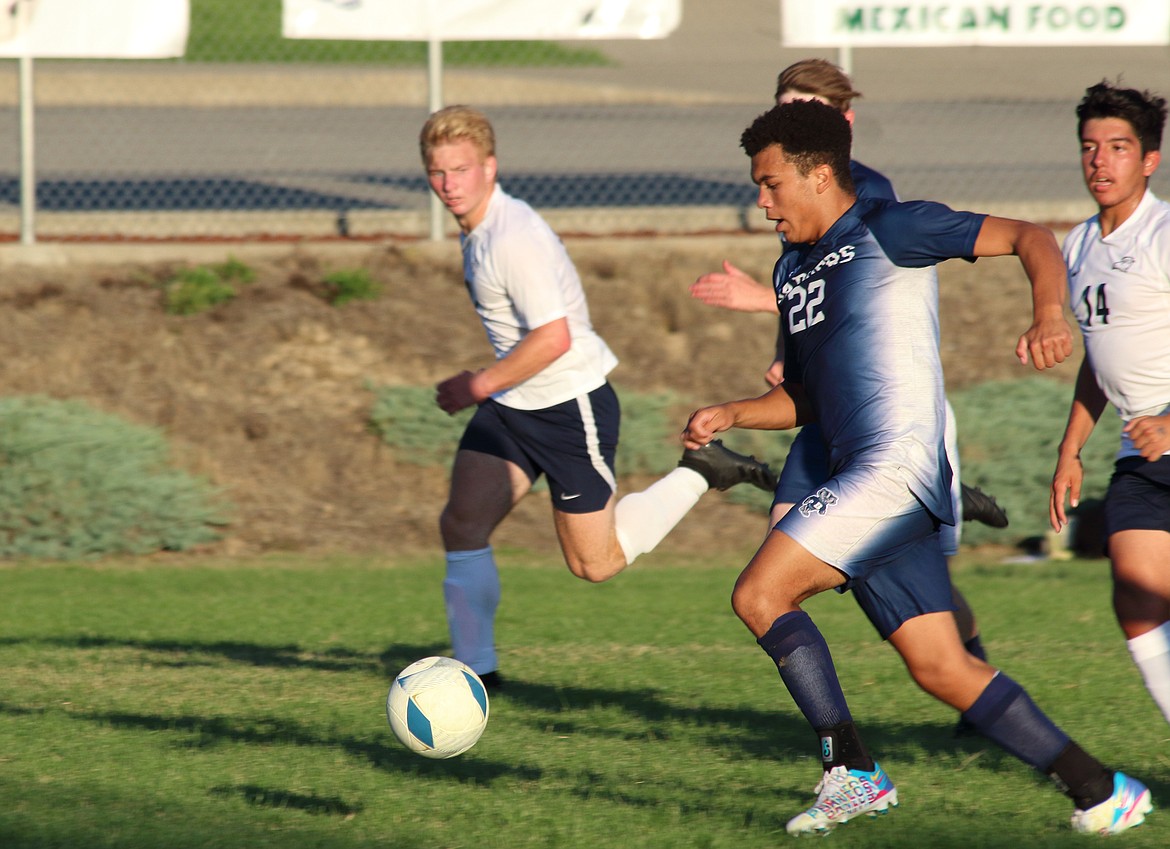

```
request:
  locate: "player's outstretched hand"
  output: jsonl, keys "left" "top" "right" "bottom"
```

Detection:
{"left": 1016, "top": 315, "right": 1073, "bottom": 370}
{"left": 1124, "top": 414, "right": 1170, "bottom": 461}
{"left": 689, "top": 261, "right": 778, "bottom": 314}
{"left": 682, "top": 405, "right": 736, "bottom": 450}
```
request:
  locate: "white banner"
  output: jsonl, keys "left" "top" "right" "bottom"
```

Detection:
{"left": 780, "top": 0, "right": 1170, "bottom": 46}
{"left": 0, "top": 0, "right": 188, "bottom": 58}
{"left": 284, "top": 0, "right": 681, "bottom": 41}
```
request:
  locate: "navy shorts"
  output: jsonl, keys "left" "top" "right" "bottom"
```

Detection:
{"left": 1105, "top": 455, "right": 1170, "bottom": 537}
{"left": 847, "top": 506, "right": 957, "bottom": 640}
{"left": 458, "top": 383, "right": 619, "bottom": 514}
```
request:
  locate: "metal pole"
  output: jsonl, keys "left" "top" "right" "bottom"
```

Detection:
{"left": 18, "top": 53, "right": 35, "bottom": 245}
{"left": 837, "top": 44, "right": 853, "bottom": 77}
{"left": 427, "top": 37, "right": 444, "bottom": 242}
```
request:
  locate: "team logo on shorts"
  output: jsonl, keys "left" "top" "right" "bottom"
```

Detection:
{"left": 799, "top": 487, "right": 838, "bottom": 517}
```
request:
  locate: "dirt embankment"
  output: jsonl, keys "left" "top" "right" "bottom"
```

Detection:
{"left": 0, "top": 236, "right": 1057, "bottom": 559}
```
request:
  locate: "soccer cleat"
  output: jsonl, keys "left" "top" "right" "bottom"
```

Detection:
{"left": 960, "top": 483, "right": 1009, "bottom": 528}
{"left": 678, "top": 439, "right": 778, "bottom": 493}
{"left": 478, "top": 671, "right": 504, "bottom": 691}
{"left": 1071, "top": 771, "right": 1152, "bottom": 835}
{"left": 786, "top": 763, "right": 899, "bottom": 835}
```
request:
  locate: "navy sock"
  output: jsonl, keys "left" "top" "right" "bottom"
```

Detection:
{"left": 961, "top": 673, "right": 1070, "bottom": 771}
{"left": 758, "top": 611, "right": 871, "bottom": 771}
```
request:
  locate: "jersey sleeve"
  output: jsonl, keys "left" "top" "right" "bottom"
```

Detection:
{"left": 863, "top": 200, "right": 986, "bottom": 267}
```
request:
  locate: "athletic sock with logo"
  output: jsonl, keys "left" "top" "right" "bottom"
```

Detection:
{"left": 757, "top": 611, "right": 872, "bottom": 771}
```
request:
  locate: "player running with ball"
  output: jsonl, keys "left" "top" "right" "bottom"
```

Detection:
{"left": 684, "top": 99, "right": 1151, "bottom": 837}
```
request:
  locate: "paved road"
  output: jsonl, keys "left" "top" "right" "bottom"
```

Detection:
{"left": 1, "top": 0, "right": 1167, "bottom": 237}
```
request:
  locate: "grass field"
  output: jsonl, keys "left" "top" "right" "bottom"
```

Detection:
{"left": 1, "top": 549, "right": 1167, "bottom": 848}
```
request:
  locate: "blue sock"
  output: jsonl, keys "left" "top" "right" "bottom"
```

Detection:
{"left": 961, "top": 672, "right": 1069, "bottom": 771}
{"left": 758, "top": 611, "right": 871, "bottom": 770}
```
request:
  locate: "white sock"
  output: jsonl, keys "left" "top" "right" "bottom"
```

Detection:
{"left": 614, "top": 467, "right": 708, "bottom": 563}
{"left": 1127, "top": 621, "right": 1170, "bottom": 725}
{"left": 443, "top": 547, "right": 500, "bottom": 675}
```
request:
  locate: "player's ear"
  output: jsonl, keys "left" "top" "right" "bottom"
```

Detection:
{"left": 1143, "top": 149, "right": 1161, "bottom": 178}
{"left": 484, "top": 155, "right": 498, "bottom": 182}
{"left": 813, "top": 163, "right": 834, "bottom": 194}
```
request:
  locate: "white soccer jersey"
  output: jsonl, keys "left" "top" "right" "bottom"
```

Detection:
{"left": 1064, "top": 190, "right": 1170, "bottom": 459}
{"left": 461, "top": 185, "right": 618, "bottom": 410}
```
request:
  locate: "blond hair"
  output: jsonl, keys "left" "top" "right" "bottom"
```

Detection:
{"left": 774, "top": 59, "right": 863, "bottom": 113}
{"left": 419, "top": 105, "right": 496, "bottom": 163}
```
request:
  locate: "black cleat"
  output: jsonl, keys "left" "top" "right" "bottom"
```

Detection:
{"left": 960, "top": 483, "right": 1009, "bottom": 528}
{"left": 478, "top": 671, "right": 504, "bottom": 691}
{"left": 679, "top": 439, "right": 778, "bottom": 493}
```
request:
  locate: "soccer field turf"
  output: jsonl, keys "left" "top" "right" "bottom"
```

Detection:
{"left": 0, "top": 550, "right": 1165, "bottom": 848}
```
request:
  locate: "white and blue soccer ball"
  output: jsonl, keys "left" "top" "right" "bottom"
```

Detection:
{"left": 386, "top": 656, "right": 489, "bottom": 759}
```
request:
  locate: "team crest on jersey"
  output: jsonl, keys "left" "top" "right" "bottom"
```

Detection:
{"left": 799, "top": 487, "right": 838, "bottom": 517}
{"left": 1112, "top": 256, "right": 1135, "bottom": 272}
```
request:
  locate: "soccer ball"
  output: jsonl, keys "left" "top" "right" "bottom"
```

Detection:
{"left": 386, "top": 656, "right": 489, "bottom": 759}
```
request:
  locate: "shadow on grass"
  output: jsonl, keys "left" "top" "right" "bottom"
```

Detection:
{"left": 208, "top": 784, "right": 361, "bottom": 817}
{"left": 0, "top": 634, "right": 431, "bottom": 675}
{"left": 9, "top": 633, "right": 1165, "bottom": 812}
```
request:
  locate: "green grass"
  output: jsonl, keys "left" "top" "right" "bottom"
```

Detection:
{"left": 185, "top": 0, "right": 609, "bottom": 66}
{"left": 1, "top": 551, "right": 1167, "bottom": 848}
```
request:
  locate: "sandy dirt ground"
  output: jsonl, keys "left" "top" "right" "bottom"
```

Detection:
{"left": 0, "top": 234, "right": 1066, "bottom": 560}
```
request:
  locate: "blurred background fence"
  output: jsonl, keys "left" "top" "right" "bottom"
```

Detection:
{"left": 0, "top": 0, "right": 1167, "bottom": 242}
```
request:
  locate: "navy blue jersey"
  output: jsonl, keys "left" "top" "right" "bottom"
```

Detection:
{"left": 772, "top": 197, "right": 985, "bottom": 523}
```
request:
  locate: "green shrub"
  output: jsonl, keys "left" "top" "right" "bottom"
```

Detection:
{"left": 212, "top": 255, "right": 257, "bottom": 284}
{"left": 162, "top": 265, "right": 239, "bottom": 316}
{"left": 950, "top": 376, "right": 1121, "bottom": 546}
{"left": 322, "top": 269, "right": 381, "bottom": 307}
{"left": 0, "top": 397, "right": 229, "bottom": 559}
{"left": 368, "top": 384, "right": 470, "bottom": 469}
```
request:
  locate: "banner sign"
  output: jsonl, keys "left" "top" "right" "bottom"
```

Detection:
{"left": 0, "top": 0, "right": 188, "bottom": 58}
{"left": 284, "top": 0, "right": 681, "bottom": 41}
{"left": 780, "top": 1, "right": 1170, "bottom": 46}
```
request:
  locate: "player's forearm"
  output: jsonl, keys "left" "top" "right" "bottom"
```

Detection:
{"left": 726, "top": 383, "right": 805, "bottom": 431}
{"left": 1057, "top": 359, "right": 1108, "bottom": 459}
{"left": 474, "top": 319, "right": 570, "bottom": 397}
{"left": 1015, "top": 226, "right": 1069, "bottom": 323}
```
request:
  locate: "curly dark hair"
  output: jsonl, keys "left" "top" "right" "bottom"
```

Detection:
{"left": 740, "top": 100, "right": 854, "bottom": 193}
{"left": 1077, "top": 80, "right": 1167, "bottom": 154}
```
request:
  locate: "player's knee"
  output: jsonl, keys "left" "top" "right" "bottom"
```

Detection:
{"left": 439, "top": 505, "right": 488, "bottom": 551}
{"left": 730, "top": 581, "right": 778, "bottom": 634}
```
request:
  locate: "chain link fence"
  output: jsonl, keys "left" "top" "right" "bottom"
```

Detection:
{"left": 0, "top": 0, "right": 1167, "bottom": 242}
